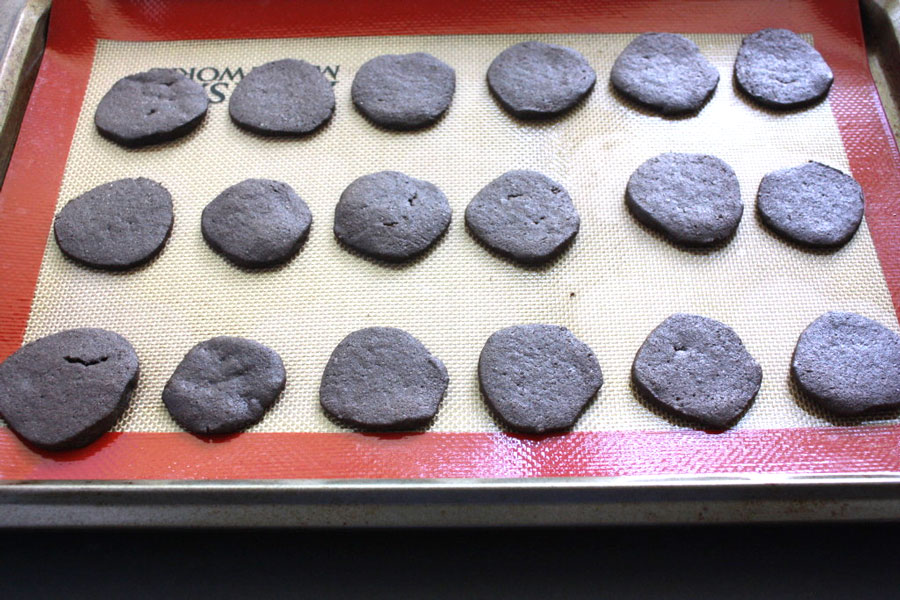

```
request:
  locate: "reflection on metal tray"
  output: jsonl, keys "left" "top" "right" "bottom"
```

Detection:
{"left": 0, "top": 0, "right": 49, "bottom": 189}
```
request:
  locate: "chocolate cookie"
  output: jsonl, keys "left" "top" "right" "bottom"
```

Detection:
{"left": 757, "top": 162, "right": 864, "bottom": 247}
{"left": 334, "top": 171, "right": 451, "bottom": 262}
{"left": 319, "top": 327, "right": 449, "bottom": 430}
{"left": 229, "top": 59, "right": 335, "bottom": 136}
{"left": 632, "top": 314, "right": 762, "bottom": 429}
{"left": 734, "top": 28, "right": 833, "bottom": 108}
{"left": 202, "top": 179, "right": 313, "bottom": 268}
{"left": 351, "top": 53, "right": 456, "bottom": 129}
{"left": 162, "top": 337, "right": 286, "bottom": 435}
{"left": 0, "top": 328, "right": 139, "bottom": 451}
{"left": 94, "top": 68, "right": 209, "bottom": 147}
{"left": 626, "top": 153, "right": 743, "bottom": 246}
{"left": 611, "top": 33, "right": 719, "bottom": 115}
{"left": 487, "top": 41, "right": 596, "bottom": 118}
{"left": 465, "top": 170, "right": 580, "bottom": 264}
{"left": 478, "top": 324, "right": 603, "bottom": 434}
{"left": 54, "top": 178, "right": 174, "bottom": 270}
{"left": 792, "top": 312, "right": 900, "bottom": 416}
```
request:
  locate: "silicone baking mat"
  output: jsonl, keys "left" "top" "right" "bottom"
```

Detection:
{"left": 1, "top": 0, "right": 900, "bottom": 479}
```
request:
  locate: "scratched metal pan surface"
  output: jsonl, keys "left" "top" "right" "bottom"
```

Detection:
{"left": 1, "top": 0, "right": 900, "bottom": 526}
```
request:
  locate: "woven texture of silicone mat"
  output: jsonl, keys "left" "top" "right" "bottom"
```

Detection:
{"left": 2, "top": 0, "right": 900, "bottom": 480}
{"left": 20, "top": 33, "right": 900, "bottom": 434}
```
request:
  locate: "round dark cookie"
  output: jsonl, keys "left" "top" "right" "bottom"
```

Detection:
{"left": 202, "top": 179, "right": 313, "bottom": 268}
{"left": 351, "top": 53, "right": 456, "bottom": 130}
{"left": 478, "top": 324, "right": 603, "bottom": 434}
{"left": 465, "top": 170, "right": 580, "bottom": 264}
{"left": 94, "top": 68, "right": 209, "bottom": 147}
{"left": 632, "top": 314, "right": 762, "bottom": 429}
{"left": 334, "top": 171, "right": 451, "bottom": 262}
{"left": 162, "top": 337, "right": 286, "bottom": 435}
{"left": 54, "top": 177, "right": 174, "bottom": 270}
{"left": 757, "top": 162, "right": 864, "bottom": 248}
{"left": 791, "top": 312, "right": 900, "bottom": 417}
{"left": 626, "top": 153, "right": 743, "bottom": 246}
{"left": 229, "top": 58, "right": 335, "bottom": 136}
{"left": 319, "top": 327, "right": 449, "bottom": 430}
{"left": 487, "top": 41, "right": 596, "bottom": 119}
{"left": 734, "top": 28, "right": 833, "bottom": 108}
{"left": 610, "top": 32, "right": 719, "bottom": 115}
{"left": 0, "top": 328, "right": 139, "bottom": 451}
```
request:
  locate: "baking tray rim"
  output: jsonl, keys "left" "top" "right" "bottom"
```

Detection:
{"left": 4, "top": 472, "right": 900, "bottom": 527}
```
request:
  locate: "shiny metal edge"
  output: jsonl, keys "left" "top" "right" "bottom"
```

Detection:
{"left": 0, "top": 0, "right": 50, "bottom": 189}
{"left": 2, "top": 473, "right": 899, "bottom": 527}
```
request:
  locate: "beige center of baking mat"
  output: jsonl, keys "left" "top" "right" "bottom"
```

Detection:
{"left": 15, "top": 33, "right": 900, "bottom": 434}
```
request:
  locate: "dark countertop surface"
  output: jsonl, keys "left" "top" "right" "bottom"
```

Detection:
{"left": 1, "top": 523, "right": 898, "bottom": 598}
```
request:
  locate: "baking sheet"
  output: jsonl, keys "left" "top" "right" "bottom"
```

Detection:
{"left": 15, "top": 31, "right": 899, "bottom": 438}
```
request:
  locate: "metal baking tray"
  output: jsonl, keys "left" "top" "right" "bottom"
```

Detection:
{"left": 2, "top": 0, "right": 900, "bottom": 527}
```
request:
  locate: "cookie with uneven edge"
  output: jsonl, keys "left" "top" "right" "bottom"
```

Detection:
{"left": 734, "top": 28, "right": 833, "bottom": 108}
{"left": 0, "top": 328, "right": 139, "bottom": 451}
{"left": 632, "top": 314, "right": 762, "bottom": 429}
{"left": 351, "top": 53, "right": 456, "bottom": 129}
{"left": 465, "top": 170, "right": 580, "bottom": 264}
{"left": 334, "top": 171, "right": 451, "bottom": 262}
{"left": 202, "top": 179, "right": 312, "bottom": 268}
{"left": 487, "top": 41, "right": 596, "bottom": 118}
{"left": 792, "top": 312, "right": 900, "bottom": 417}
{"left": 162, "top": 337, "right": 286, "bottom": 435}
{"left": 53, "top": 177, "right": 174, "bottom": 270}
{"left": 626, "top": 153, "right": 743, "bottom": 246}
{"left": 610, "top": 33, "right": 719, "bottom": 115}
{"left": 757, "top": 162, "right": 864, "bottom": 247}
{"left": 94, "top": 68, "right": 209, "bottom": 147}
{"left": 478, "top": 324, "right": 603, "bottom": 434}
{"left": 229, "top": 59, "right": 335, "bottom": 135}
{"left": 319, "top": 328, "right": 449, "bottom": 430}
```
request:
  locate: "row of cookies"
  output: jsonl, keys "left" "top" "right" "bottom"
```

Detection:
{"left": 93, "top": 29, "right": 832, "bottom": 148}
{"left": 52, "top": 156, "right": 864, "bottom": 273}
{"left": 0, "top": 311, "right": 896, "bottom": 451}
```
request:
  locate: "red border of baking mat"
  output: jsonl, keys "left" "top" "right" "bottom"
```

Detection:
{"left": 1, "top": 0, "right": 899, "bottom": 480}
